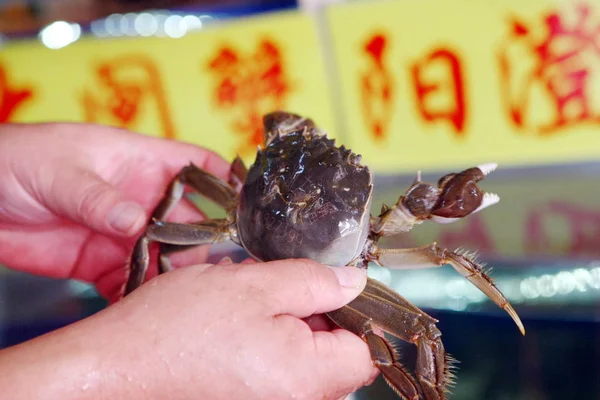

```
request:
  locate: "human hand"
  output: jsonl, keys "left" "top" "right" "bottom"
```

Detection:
{"left": 0, "top": 122, "right": 230, "bottom": 302}
{"left": 0, "top": 258, "right": 379, "bottom": 400}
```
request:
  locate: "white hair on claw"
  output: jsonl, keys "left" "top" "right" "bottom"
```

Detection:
{"left": 474, "top": 192, "right": 500, "bottom": 213}
{"left": 477, "top": 162, "right": 498, "bottom": 175}
{"left": 415, "top": 170, "right": 422, "bottom": 182}
{"left": 430, "top": 215, "right": 460, "bottom": 224}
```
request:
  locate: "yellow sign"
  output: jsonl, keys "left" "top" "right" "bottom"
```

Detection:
{"left": 326, "top": 0, "right": 600, "bottom": 173}
{"left": 0, "top": 10, "right": 337, "bottom": 164}
{"left": 2, "top": 1, "right": 600, "bottom": 174}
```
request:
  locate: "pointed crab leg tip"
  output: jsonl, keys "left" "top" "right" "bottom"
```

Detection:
{"left": 505, "top": 304, "right": 526, "bottom": 335}
{"left": 477, "top": 162, "right": 498, "bottom": 176}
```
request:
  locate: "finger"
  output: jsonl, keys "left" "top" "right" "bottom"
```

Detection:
{"left": 158, "top": 244, "right": 212, "bottom": 269}
{"left": 310, "top": 329, "right": 379, "bottom": 398}
{"left": 138, "top": 134, "right": 232, "bottom": 182}
{"left": 303, "top": 314, "right": 336, "bottom": 332}
{"left": 98, "top": 266, "right": 134, "bottom": 304}
{"left": 0, "top": 224, "right": 87, "bottom": 278}
{"left": 184, "top": 262, "right": 214, "bottom": 274}
{"left": 0, "top": 221, "right": 139, "bottom": 299}
{"left": 41, "top": 166, "right": 147, "bottom": 237}
{"left": 74, "top": 123, "right": 232, "bottom": 184}
{"left": 236, "top": 259, "right": 367, "bottom": 318}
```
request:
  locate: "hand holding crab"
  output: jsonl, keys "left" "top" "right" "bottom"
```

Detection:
{"left": 0, "top": 122, "right": 230, "bottom": 302}
{"left": 0, "top": 122, "right": 377, "bottom": 400}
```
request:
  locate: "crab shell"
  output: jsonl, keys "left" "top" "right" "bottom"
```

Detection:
{"left": 236, "top": 116, "right": 373, "bottom": 267}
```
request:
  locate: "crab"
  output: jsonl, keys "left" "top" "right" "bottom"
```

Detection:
{"left": 122, "top": 111, "right": 525, "bottom": 400}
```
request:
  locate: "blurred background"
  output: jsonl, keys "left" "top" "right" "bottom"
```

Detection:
{"left": 1, "top": 0, "right": 600, "bottom": 399}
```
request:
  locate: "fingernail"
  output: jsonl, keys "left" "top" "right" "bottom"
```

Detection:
{"left": 327, "top": 265, "right": 367, "bottom": 289}
{"left": 217, "top": 256, "right": 233, "bottom": 265}
{"left": 108, "top": 201, "right": 146, "bottom": 235}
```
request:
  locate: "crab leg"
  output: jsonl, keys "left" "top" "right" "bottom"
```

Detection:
{"left": 374, "top": 244, "right": 525, "bottom": 335}
{"left": 124, "top": 163, "right": 239, "bottom": 296}
{"left": 124, "top": 219, "right": 231, "bottom": 295}
{"left": 150, "top": 219, "right": 232, "bottom": 273}
{"left": 152, "top": 162, "right": 238, "bottom": 220}
{"left": 326, "top": 277, "right": 453, "bottom": 400}
{"left": 146, "top": 220, "right": 231, "bottom": 245}
{"left": 228, "top": 156, "right": 248, "bottom": 193}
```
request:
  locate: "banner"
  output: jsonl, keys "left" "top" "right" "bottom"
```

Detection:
{"left": 1, "top": 1, "right": 600, "bottom": 174}
{"left": 0, "top": 10, "right": 337, "bottom": 165}
{"left": 325, "top": 0, "right": 600, "bottom": 172}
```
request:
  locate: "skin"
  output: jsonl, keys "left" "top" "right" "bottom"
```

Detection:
{"left": 0, "top": 122, "right": 379, "bottom": 400}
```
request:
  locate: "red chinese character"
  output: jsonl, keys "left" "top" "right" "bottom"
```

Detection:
{"left": 82, "top": 55, "right": 175, "bottom": 138}
{"left": 206, "top": 38, "right": 293, "bottom": 154}
{"left": 499, "top": 4, "right": 600, "bottom": 134}
{"left": 0, "top": 64, "right": 33, "bottom": 122}
{"left": 359, "top": 33, "right": 394, "bottom": 140}
{"left": 525, "top": 201, "right": 600, "bottom": 257}
{"left": 437, "top": 214, "right": 496, "bottom": 254}
{"left": 411, "top": 48, "right": 467, "bottom": 135}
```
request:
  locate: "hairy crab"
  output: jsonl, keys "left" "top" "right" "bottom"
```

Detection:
{"left": 123, "top": 111, "right": 524, "bottom": 400}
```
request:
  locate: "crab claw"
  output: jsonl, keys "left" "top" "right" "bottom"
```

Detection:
{"left": 429, "top": 163, "right": 500, "bottom": 223}
{"left": 373, "top": 163, "right": 501, "bottom": 236}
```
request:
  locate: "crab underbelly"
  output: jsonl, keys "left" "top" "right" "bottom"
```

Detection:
{"left": 237, "top": 207, "right": 371, "bottom": 267}
{"left": 304, "top": 224, "right": 369, "bottom": 266}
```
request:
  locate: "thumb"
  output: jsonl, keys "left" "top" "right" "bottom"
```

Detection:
{"left": 243, "top": 259, "right": 367, "bottom": 318}
{"left": 44, "top": 167, "right": 147, "bottom": 237}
